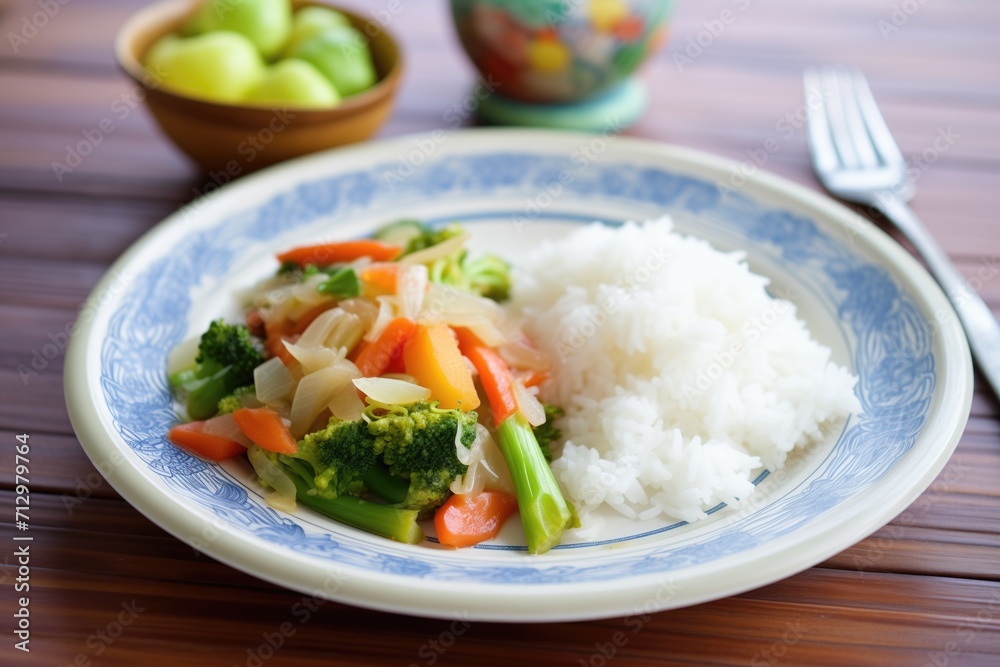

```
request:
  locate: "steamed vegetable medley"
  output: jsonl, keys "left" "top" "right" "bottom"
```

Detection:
{"left": 167, "top": 221, "right": 576, "bottom": 554}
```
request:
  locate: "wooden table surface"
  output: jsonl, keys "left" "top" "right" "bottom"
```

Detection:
{"left": 2, "top": 0, "right": 1000, "bottom": 664}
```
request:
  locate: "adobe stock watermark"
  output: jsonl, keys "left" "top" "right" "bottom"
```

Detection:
{"left": 750, "top": 621, "right": 808, "bottom": 666}
{"left": 842, "top": 125, "right": 961, "bottom": 249}
{"left": 189, "top": 107, "right": 298, "bottom": 199}
{"left": 952, "top": 253, "right": 1000, "bottom": 302}
{"left": 911, "top": 252, "right": 996, "bottom": 342}
{"left": 716, "top": 89, "right": 831, "bottom": 203}
{"left": 381, "top": 74, "right": 501, "bottom": 191}
{"left": 50, "top": 65, "right": 167, "bottom": 182}
{"left": 236, "top": 569, "right": 350, "bottom": 667}
{"left": 168, "top": 105, "right": 299, "bottom": 229}
{"left": 62, "top": 450, "right": 127, "bottom": 514}
{"left": 187, "top": 511, "right": 231, "bottom": 557}
{"left": 853, "top": 460, "right": 967, "bottom": 573}
{"left": 7, "top": 0, "right": 71, "bottom": 54}
{"left": 511, "top": 115, "right": 628, "bottom": 233}
{"left": 876, "top": 0, "right": 931, "bottom": 40}
{"left": 407, "top": 611, "right": 473, "bottom": 667}
{"left": 672, "top": 0, "right": 753, "bottom": 72}
{"left": 681, "top": 287, "right": 797, "bottom": 399}
{"left": 921, "top": 590, "right": 1000, "bottom": 667}
{"left": 874, "top": 126, "right": 960, "bottom": 206}
{"left": 716, "top": 452, "right": 809, "bottom": 529}
{"left": 58, "top": 600, "right": 146, "bottom": 667}
{"left": 17, "top": 268, "right": 134, "bottom": 386}
{"left": 555, "top": 244, "right": 672, "bottom": 361}
{"left": 576, "top": 578, "right": 679, "bottom": 667}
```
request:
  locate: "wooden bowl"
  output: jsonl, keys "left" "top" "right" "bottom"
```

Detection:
{"left": 115, "top": 0, "right": 402, "bottom": 174}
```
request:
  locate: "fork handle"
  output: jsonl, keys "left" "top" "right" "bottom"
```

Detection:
{"left": 876, "top": 194, "right": 1000, "bottom": 401}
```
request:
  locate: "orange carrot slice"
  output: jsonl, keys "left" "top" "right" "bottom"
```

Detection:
{"left": 232, "top": 407, "right": 298, "bottom": 455}
{"left": 517, "top": 369, "right": 549, "bottom": 389}
{"left": 277, "top": 240, "right": 402, "bottom": 267}
{"left": 360, "top": 262, "right": 399, "bottom": 296}
{"left": 354, "top": 317, "right": 417, "bottom": 378}
{"left": 404, "top": 323, "right": 480, "bottom": 411}
{"left": 434, "top": 491, "right": 519, "bottom": 548}
{"left": 454, "top": 328, "right": 516, "bottom": 424}
{"left": 167, "top": 422, "right": 245, "bottom": 461}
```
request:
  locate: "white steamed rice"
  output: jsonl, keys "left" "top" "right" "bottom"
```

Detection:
{"left": 510, "top": 218, "right": 859, "bottom": 529}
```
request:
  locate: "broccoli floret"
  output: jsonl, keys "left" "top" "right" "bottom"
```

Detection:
{"left": 375, "top": 220, "right": 463, "bottom": 256}
{"left": 216, "top": 385, "right": 256, "bottom": 415}
{"left": 413, "top": 223, "right": 464, "bottom": 254}
{"left": 366, "top": 401, "right": 478, "bottom": 513}
{"left": 278, "top": 455, "right": 424, "bottom": 545}
{"left": 293, "top": 418, "right": 377, "bottom": 498}
{"left": 271, "top": 417, "right": 424, "bottom": 544}
{"left": 373, "top": 220, "right": 512, "bottom": 301}
{"left": 266, "top": 400, "right": 478, "bottom": 542}
{"left": 532, "top": 404, "right": 565, "bottom": 462}
{"left": 461, "top": 254, "right": 512, "bottom": 302}
{"left": 195, "top": 319, "right": 264, "bottom": 381}
{"left": 427, "top": 248, "right": 511, "bottom": 302}
{"left": 169, "top": 320, "right": 264, "bottom": 421}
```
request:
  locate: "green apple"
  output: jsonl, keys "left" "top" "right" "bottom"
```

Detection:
{"left": 285, "top": 26, "right": 377, "bottom": 97}
{"left": 244, "top": 58, "right": 341, "bottom": 108}
{"left": 144, "top": 31, "right": 265, "bottom": 103}
{"left": 282, "top": 6, "right": 352, "bottom": 56}
{"left": 184, "top": 0, "right": 292, "bottom": 60}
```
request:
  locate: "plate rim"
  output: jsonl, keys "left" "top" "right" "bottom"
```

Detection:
{"left": 64, "top": 127, "right": 973, "bottom": 622}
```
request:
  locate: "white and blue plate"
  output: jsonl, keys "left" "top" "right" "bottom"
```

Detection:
{"left": 65, "top": 129, "right": 972, "bottom": 621}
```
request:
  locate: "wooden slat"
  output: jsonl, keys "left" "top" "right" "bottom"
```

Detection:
{"left": 4, "top": 560, "right": 1000, "bottom": 667}
{"left": 2, "top": 0, "right": 1000, "bottom": 662}
{"left": 3, "top": 423, "right": 999, "bottom": 582}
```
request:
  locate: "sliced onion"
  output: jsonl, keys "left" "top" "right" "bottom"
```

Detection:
{"left": 293, "top": 273, "right": 331, "bottom": 304}
{"left": 254, "top": 357, "right": 297, "bottom": 407}
{"left": 513, "top": 378, "right": 546, "bottom": 426}
{"left": 499, "top": 337, "right": 549, "bottom": 372}
{"left": 364, "top": 295, "right": 398, "bottom": 342}
{"left": 424, "top": 282, "right": 504, "bottom": 320}
{"left": 399, "top": 231, "right": 468, "bottom": 266}
{"left": 253, "top": 282, "right": 298, "bottom": 324}
{"left": 290, "top": 362, "right": 359, "bottom": 437}
{"left": 201, "top": 413, "right": 253, "bottom": 448}
{"left": 450, "top": 425, "right": 515, "bottom": 496}
{"left": 283, "top": 340, "right": 343, "bottom": 374}
{"left": 338, "top": 297, "right": 378, "bottom": 334}
{"left": 353, "top": 377, "right": 430, "bottom": 405}
{"left": 247, "top": 445, "right": 297, "bottom": 512}
{"left": 326, "top": 311, "right": 363, "bottom": 353}
{"left": 381, "top": 373, "right": 418, "bottom": 384}
{"left": 397, "top": 264, "right": 428, "bottom": 321}
{"left": 454, "top": 413, "right": 469, "bottom": 465}
{"left": 421, "top": 284, "right": 506, "bottom": 346}
{"left": 297, "top": 308, "right": 342, "bottom": 348}
{"left": 167, "top": 336, "right": 200, "bottom": 376}
{"left": 280, "top": 275, "right": 335, "bottom": 323}
{"left": 329, "top": 385, "right": 365, "bottom": 421}
{"left": 454, "top": 316, "right": 506, "bottom": 348}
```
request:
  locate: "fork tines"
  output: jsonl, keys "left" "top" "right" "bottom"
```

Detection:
{"left": 804, "top": 67, "right": 906, "bottom": 173}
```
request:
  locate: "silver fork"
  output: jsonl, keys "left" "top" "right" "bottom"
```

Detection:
{"left": 804, "top": 66, "right": 1000, "bottom": 401}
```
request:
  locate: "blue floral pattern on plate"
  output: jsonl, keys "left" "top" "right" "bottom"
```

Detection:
{"left": 99, "top": 151, "right": 932, "bottom": 584}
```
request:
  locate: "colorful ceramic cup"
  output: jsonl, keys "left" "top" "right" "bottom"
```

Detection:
{"left": 450, "top": 0, "right": 673, "bottom": 104}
